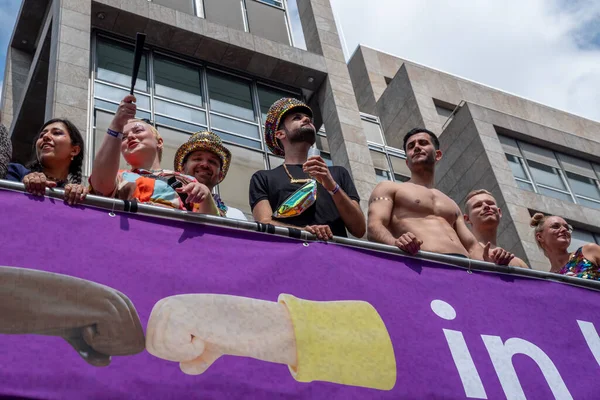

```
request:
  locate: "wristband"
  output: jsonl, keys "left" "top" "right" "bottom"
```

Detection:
{"left": 106, "top": 128, "right": 123, "bottom": 139}
{"left": 328, "top": 183, "right": 340, "bottom": 195}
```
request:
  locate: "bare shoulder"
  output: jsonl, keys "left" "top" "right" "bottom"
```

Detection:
{"left": 370, "top": 180, "right": 404, "bottom": 198}
{"left": 581, "top": 243, "right": 600, "bottom": 262}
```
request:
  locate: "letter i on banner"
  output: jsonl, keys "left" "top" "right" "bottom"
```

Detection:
{"left": 431, "top": 300, "right": 488, "bottom": 399}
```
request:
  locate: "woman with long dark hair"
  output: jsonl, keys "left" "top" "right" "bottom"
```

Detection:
{"left": 7, "top": 118, "right": 88, "bottom": 205}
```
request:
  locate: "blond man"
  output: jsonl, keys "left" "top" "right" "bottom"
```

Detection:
{"left": 464, "top": 189, "right": 529, "bottom": 269}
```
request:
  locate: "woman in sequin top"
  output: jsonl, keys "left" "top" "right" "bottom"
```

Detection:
{"left": 530, "top": 213, "right": 600, "bottom": 281}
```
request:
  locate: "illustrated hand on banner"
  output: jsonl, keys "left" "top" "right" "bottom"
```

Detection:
{"left": 0, "top": 266, "right": 145, "bottom": 366}
{"left": 146, "top": 294, "right": 397, "bottom": 390}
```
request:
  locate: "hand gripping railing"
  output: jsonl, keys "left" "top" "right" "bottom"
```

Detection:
{"left": 1, "top": 179, "right": 599, "bottom": 293}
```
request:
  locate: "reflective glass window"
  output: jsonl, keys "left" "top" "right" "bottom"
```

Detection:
{"left": 207, "top": 71, "right": 255, "bottom": 121}
{"left": 154, "top": 56, "right": 202, "bottom": 106}
{"left": 96, "top": 39, "right": 147, "bottom": 91}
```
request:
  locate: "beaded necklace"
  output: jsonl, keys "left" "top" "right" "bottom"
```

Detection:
{"left": 212, "top": 193, "right": 228, "bottom": 217}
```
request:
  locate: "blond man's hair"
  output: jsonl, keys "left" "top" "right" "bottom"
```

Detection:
{"left": 464, "top": 189, "right": 494, "bottom": 213}
{"left": 128, "top": 119, "right": 163, "bottom": 161}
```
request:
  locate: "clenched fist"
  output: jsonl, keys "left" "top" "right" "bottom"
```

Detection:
{"left": 0, "top": 266, "right": 145, "bottom": 366}
{"left": 146, "top": 294, "right": 297, "bottom": 375}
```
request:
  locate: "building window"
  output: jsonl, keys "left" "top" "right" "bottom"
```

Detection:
{"left": 361, "top": 116, "right": 385, "bottom": 145}
{"left": 91, "top": 35, "right": 302, "bottom": 217}
{"left": 526, "top": 160, "right": 572, "bottom": 202}
{"left": 362, "top": 114, "right": 410, "bottom": 183}
{"left": 257, "top": 84, "right": 300, "bottom": 130}
{"left": 433, "top": 98, "right": 455, "bottom": 118}
{"left": 96, "top": 40, "right": 147, "bottom": 91}
{"left": 154, "top": 56, "right": 203, "bottom": 106}
{"left": 253, "top": 0, "right": 283, "bottom": 8}
{"left": 569, "top": 227, "right": 600, "bottom": 253}
{"left": 207, "top": 70, "right": 255, "bottom": 121}
{"left": 375, "top": 169, "right": 392, "bottom": 182}
{"left": 499, "top": 134, "right": 600, "bottom": 209}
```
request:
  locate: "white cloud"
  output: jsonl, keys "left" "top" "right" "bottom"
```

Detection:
{"left": 329, "top": 0, "right": 600, "bottom": 123}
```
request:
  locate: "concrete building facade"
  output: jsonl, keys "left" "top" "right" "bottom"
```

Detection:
{"left": 3, "top": 0, "right": 600, "bottom": 271}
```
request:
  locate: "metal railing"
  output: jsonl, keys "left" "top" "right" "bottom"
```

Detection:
{"left": 1, "top": 179, "right": 599, "bottom": 292}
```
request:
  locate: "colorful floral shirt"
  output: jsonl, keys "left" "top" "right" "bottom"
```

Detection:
{"left": 559, "top": 247, "right": 600, "bottom": 281}
{"left": 90, "top": 169, "right": 236, "bottom": 217}
{"left": 91, "top": 169, "right": 199, "bottom": 211}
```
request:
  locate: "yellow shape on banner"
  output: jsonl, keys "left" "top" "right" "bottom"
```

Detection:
{"left": 278, "top": 294, "right": 397, "bottom": 390}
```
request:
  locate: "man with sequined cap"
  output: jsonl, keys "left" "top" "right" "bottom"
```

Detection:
{"left": 175, "top": 131, "right": 246, "bottom": 220}
{"left": 249, "top": 98, "right": 365, "bottom": 240}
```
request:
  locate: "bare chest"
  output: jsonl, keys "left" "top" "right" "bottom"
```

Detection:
{"left": 394, "top": 186, "right": 458, "bottom": 223}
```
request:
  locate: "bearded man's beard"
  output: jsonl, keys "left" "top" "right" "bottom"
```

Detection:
{"left": 287, "top": 125, "right": 316, "bottom": 146}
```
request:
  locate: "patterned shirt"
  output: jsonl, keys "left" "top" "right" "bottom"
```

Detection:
{"left": 90, "top": 169, "right": 199, "bottom": 211}
{"left": 559, "top": 247, "right": 600, "bottom": 281}
{"left": 90, "top": 169, "right": 232, "bottom": 217}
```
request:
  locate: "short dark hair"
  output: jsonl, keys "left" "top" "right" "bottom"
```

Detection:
{"left": 403, "top": 128, "right": 439, "bottom": 152}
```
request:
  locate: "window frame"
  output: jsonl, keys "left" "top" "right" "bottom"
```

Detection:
{"left": 361, "top": 113, "right": 410, "bottom": 183}
{"left": 88, "top": 34, "right": 303, "bottom": 182}
{"left": 500, "top": 134, "right": 600, "bottom": 209}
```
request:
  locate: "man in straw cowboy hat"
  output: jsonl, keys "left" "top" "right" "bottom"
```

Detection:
{"left": 249, "top": 98, "right": 365, "bottom": 240}
{"left": 174, "top": 131, "right": 246, "bottom": 220}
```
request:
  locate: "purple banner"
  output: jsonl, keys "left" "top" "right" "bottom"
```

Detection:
{"left": 0, "top": 188, "right": 599, "bottom": 399}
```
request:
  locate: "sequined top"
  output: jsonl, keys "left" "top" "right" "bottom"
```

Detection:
{"left": 559, "top": 247, "right": 600, "bottom": 281}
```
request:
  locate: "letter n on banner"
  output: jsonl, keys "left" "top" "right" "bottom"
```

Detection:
{"left": 481, "top": 336, "right": 572, "bottom": 400}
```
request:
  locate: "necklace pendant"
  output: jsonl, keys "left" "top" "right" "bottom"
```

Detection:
{"left": 290, "top": 178, "right": 311, "bottom": 184}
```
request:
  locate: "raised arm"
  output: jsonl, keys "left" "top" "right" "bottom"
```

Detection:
{"left": 367, "top": 182, "right": 398, "bottom": 246}
{"left": 303, "top": 159, "right": 365, "bottom": 237}
{"left": 90, "top": 95, "right": 136, "bottom": 196}
{"left": 454, "top": 208, "right": 483, "bottom": 258}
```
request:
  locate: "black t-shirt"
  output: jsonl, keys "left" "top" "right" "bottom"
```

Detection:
{"left": 249, "top": 164, "right": 360, "bottom": 237}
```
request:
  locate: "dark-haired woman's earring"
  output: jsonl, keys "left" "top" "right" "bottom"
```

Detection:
{"left": 71, "top": 156, "right": 74, "bottom": 160}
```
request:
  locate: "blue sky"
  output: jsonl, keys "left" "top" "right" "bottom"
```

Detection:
{"left": 0, "top": 0, "right": 599, "bottom": 122}
{"left": 0, "top": 0, "right": 20, "bottom": 94}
